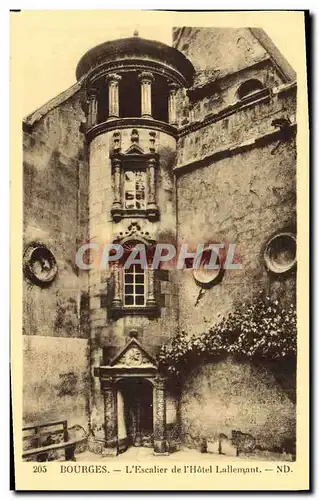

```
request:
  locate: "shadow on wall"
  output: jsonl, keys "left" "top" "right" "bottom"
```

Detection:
{"left": 180, "top": 357, "right": 296, "bottom": 455}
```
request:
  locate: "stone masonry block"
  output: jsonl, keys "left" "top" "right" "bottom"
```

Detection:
{"left": 207, "top": 440, "right": 220, "bottom": 454}
{"left": 90, "top": 296, "right": 100, "bottom": 310}
{"left": 221, "top": 440, "right": 238, "bottom": 457}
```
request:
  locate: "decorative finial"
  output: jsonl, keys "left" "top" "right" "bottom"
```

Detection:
{"left": 128, "top": 329, "right": 138, "bottom": 339}
{"left": 134, "top": 28, "right": 139, "bottom": 37}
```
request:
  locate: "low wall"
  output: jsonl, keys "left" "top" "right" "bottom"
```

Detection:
{"left": 23, "top": 335, "right": 90, "bottom": 431}
{"left": 180, "top": 358, "right": 295, "bottom": 452}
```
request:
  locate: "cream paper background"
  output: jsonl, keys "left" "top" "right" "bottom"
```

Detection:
{"left": 10, "top": 10, "right": 309, "bottom": 491}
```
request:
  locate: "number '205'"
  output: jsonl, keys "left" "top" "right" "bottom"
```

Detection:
{"left": 32, "top": 465, "right": 47, "bottom": 473}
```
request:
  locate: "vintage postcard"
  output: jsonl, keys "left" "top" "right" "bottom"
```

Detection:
{"left": 10, "top": 10, "right": 309, "bottom": 491}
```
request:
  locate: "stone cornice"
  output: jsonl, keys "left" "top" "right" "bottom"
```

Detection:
{"left": 109, "top": 304, "right": 160, "bottom": 319}
{"left": 179, "top": 89, "right": 270, "bottom": 137}
{"left": 76, "top": 36, "right": 194, "bottom": 85}
{"left": 87, "top": 58, "right": 187, "bottom": 88}
{"left": 110, "top": 151, "right": 159, "bottom": 162}
{"left": 95, "top": 366, "right": 158, "bottom": 378}
{"left": 187, "top": 57, "right": 272, "bottom": 102}
{"left": 178, "top": 82, "right": 297, "bottom": 138}
{"left": 174, "top": 122, "right": 297, "bottom": 176}
{"left": 87, "top": 117, "right": 177, "bottom": 142}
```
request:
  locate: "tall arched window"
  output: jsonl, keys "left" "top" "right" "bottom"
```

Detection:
{"left": 237, "top": 79, "right": 264, "bottom": 100}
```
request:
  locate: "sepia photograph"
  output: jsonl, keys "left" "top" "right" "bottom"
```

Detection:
{"left": 10, "top": 9, "right": 309, "bottom": 491}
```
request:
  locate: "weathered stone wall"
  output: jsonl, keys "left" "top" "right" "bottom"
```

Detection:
{"left": 176, "top": 136, "right": 296, "bottom": 334}
{"left": 175, "top": 61, "right": 286, "bottom": 129}
{"left": 176, "top": 85, "right": 296, "bottom": 167}
{"left": 173, "top": 27, "right": 286, "bottom": 129}
{"left": 173, "top": 27, "right": 267, "bottom": 78}
{"left": 180, "top": 359, "right": 295, "bottom": 452}
{"left": 173, "top": 27, "right": 297, "bottom": 451}
{"left": 23, "top": 336, "right": 90, "bottom": 431}
{"left": 23, "top": 89, "right": 90, "bottom": 427}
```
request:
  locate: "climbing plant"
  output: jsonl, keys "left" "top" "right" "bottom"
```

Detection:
{"left": 158, "top": 294, "right": 297, "bottom": 377}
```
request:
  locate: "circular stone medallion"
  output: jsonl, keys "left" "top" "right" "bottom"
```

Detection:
{"left": 23, "top": 243, "right": 58, "bottom": 286}
{"left": 264, "top": 233, "right": 296, "bottom": 274}
{"left": 193, "top": 249, "right": 223, "bottom": 288}
{"left": 125, "top": 348, "right": 143, "bottom": 366}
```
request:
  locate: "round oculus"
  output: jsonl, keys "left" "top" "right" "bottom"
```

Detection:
{"left": 264, "top": 233, "right": 296, "bottom": 274}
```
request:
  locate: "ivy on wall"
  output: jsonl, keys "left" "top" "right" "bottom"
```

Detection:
{"left": 158, "top": 294, "right": 297, "bottom": 377}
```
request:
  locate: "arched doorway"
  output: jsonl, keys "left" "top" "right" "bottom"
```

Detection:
{"left": 117, "top": 378, "right": 153, "bottom": 453}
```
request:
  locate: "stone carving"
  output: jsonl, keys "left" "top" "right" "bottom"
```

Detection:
{"left": 23, "top": 243, "right": 58, "bottom": 286}
{"left": 149, "top": 131, "right": 157, "bottom": 152}
{"left": 114, "top": 222, "right": 153, "bottom": 244}
{"left": 115, "top": 346, "right": 151, "bottom": 367}
{"left": 131, "top": 129, "right": 139, "bottom": 144}
{"left": 110, "top": 337, "right": 157, "bottom": 368}
{"left": 112, "top": 131, "right": 121, "bottom": 152}
{"left": 127, "top": 221, "right": 141, "bottom": 234}
{"left": 123, "top": 347, "right": 143, "bottom": 366}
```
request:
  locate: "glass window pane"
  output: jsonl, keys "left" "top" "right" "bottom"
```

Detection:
{"left": 123, "top": 260, "right": 146, "bottom": 308}
{"left": 136, "top": 296, "right": 144, "bottom": 306}
{"left": 124, "top": 273, "right": 133, "bottom": 283}
{"left": 125, "top": 295, "right": 134, "bottom": 306}
{"left": 125, "top": 285, "right": 133, "bottom": 294}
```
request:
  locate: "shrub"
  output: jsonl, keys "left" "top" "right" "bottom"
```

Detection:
{"left": 158, "top": 294, "right": 296, "bottom": 377}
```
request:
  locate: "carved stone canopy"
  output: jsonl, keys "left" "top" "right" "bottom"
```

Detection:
{"left": 94, "top": 337, "right": 158, "bottom": 379}
{"left": 110, "top": 337, "right": 157, "bottom": 368}
{"left": 113, "top": 222, "right": 156, "bottom": 248}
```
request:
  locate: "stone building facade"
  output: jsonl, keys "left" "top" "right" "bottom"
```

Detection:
{"left": 22, "top": 27, "right": 297, "bottom": 456}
